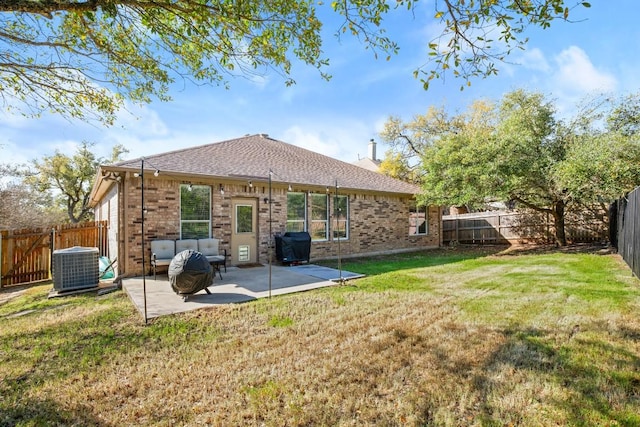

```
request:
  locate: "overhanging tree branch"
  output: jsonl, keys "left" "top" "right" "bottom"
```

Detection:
{"left": 0, "top": 1, "right": 592, "bottom": 123}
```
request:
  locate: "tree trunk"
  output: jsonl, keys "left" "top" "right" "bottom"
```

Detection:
{"left": 552, "top": 200, "right": 567, "bottom": 246}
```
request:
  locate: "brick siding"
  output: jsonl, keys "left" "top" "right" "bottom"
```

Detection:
{"left": 119, "top": 177, "right": 440, "bottom": 275}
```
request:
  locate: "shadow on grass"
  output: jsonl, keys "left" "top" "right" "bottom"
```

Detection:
{"left": 475, "top": 326, "right": 640, "bottom": 425}
{"left": 0, "top": 292, "right": 223, "bottom": 426}
{"left": 494, "top": 242, "right": 611, "bottom": 257}
{"left": 0, "top": 398, "right": 108, "bottom": 427}
{"left": 316, "top": 246, "right": 506, "bottom": 276}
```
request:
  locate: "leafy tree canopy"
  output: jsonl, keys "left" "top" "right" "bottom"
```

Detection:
{"left": 0, "top": 181, "right": 66, "bottom": 229}
{"left": 23, "top": 142, "right": 128, "bottom": 223}
{"left": 381, "top": 89, "right": 640, "bottom": 245}
{"left": 0, "top": 160, "right": 66, "bottom": 229}
{"left": 378, "top": 150, "right": 419, "bottom": 184}
{"left": 0, "top": 0, "right": 590, "bottom": 123}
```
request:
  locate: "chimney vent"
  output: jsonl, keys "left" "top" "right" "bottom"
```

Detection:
{"left": 368, "top": 139, "right": 377, "bottom": 161}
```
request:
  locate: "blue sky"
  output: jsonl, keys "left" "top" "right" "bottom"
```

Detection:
{"left": 1, "top": 1, "right": 638, "bottom": 168}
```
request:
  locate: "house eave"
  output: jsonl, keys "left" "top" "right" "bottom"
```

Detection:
{"left": 89, "top": 165, "right": 420, "bottom": 205}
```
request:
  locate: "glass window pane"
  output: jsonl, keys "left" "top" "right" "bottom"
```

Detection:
{"left": 287, "top": 193, "right": 306, "bottom": 220}
{"left": 333, "top": 223, "right": 347, "bottom": 239}
{"left": 236, "top": 205, "right": 253, "bottom": 233}
{"left": 181, "top": 185, "right": 210, "bottom": 221}
{"left": 180, "top": 185, "right": 211, "bottom": 239}
{"left": 334, "top": 195, "right": 347, "bottom": 220}
{"left": 310, "top": 222, "right": 327, "bottom": 240}
{"left": 286, "top": 222, "right": 305, "bottom": 233}
{"left": 332, "top": 195, "right": 348, "bottom": 240}
{"left": 181, "top": 222, "right": 209, "bottom": 240}
{"left": 310, "top": 194, "right": 327, "bottom": 220}
{"left": 310, "top": 194, "right": 328, "bottom": 241}
{"left": 409, "top": 205, "right": 428, "bottom": 235}
{"left": 287, "top": 192, "right": 307, "bottom": 232}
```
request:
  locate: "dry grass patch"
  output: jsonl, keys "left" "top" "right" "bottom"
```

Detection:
{"left": 2, "top": 247, "right": 640, "bottom": 426}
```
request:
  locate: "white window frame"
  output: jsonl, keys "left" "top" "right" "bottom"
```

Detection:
{"left": 286, "top": 192, "right": 307, "bottom": 233}
{"left": 180, "top": 184, "right": 211, "bottom": 239}
{"left": 310, "top": 193, "right": 329, "bottom": 241}
{"left": 409, "top": 204, "right": 428, "bottom": 236}
{"left": 333, "top": 194, "right": 349, "bottom": 241}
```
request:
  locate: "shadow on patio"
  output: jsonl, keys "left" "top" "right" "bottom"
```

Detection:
{"left": 122, "top": 264, "right": 363, "bottom": 319}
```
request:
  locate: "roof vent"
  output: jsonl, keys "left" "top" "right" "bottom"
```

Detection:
{"left": 259, "top": 133, "right": 269, "bottom": 138}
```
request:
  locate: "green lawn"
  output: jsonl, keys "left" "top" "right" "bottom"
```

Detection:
{"left": 1, "top": 246, "right": 639, "bottom": 426}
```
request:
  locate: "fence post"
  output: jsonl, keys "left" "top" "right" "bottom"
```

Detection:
{"left": 50, "top": 228, "right": 55, "bottom": 280}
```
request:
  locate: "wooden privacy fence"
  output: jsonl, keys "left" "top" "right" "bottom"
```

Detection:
{"left": 443, "top": 210, "right": 608, "bottom": 245}
{"left": 0, "top": 221, "right": 108, "bottom": 288}
{"left": 615, "top": 187, "right": 640, "bottom": 278}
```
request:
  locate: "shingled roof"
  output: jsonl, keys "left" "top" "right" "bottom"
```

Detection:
{"left": 108, "top": 134, "right": 419, "bottom": 194}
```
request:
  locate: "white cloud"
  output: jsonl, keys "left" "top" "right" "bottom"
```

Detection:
{"left": 553, "top": 46, "right": 617, "bottom": 94}
{"left": 113, "top": 102, "right": 169, "bottom": 137}
{"left": 0, "top": 139, "right": 31, "bottom": 165}
{"left": 282, "top": 120, "right": 375, "bottom": 163}
{"left": 520, "top": 48, "right": 550, "bottom": 72}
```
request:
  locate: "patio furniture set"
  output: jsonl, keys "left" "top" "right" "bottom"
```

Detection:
{"left": 150, "top": 238, "right": 227, "bottom": 280}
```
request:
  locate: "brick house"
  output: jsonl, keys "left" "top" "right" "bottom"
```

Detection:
{"left": 89, "top": 134, "right": 441, "bottom": 277}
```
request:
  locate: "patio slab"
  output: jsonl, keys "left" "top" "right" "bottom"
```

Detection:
{"left": 122, "top": 264, "right": 359, "bottom": 319}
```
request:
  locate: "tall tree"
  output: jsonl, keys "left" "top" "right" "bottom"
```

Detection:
{"left": 24, "top": 142, "right": 128, "bottom": 223}
{"left": 558, "top": 93, "right": 640, "bottom": 206}
{"left": 0, "top": 162, "right": 65, "bottom": 229}
{"left": 0, "top": 0, "right": 590, "bottom": 123}
{"left": 380, "top": 100, "right": 497, "bottom": 205}
{"left": 383, "top": 90, "right": 640, "bottom": 246}
{"left": 493, "top": 90, "right": 569, "bottom": 244}
{"left": 0, "top": 182, "right": 66, "bottom": 229}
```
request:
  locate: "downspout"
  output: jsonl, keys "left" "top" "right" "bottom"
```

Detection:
{"left": 122, "top": 172, "right": 129, "bottom": 276}
{"left": 118, "top": 176, "right": 125, "bottom": 277}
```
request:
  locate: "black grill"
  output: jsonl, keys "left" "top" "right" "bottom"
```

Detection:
{"left": 275, "top": 232, "right": 311, "bottom": 264}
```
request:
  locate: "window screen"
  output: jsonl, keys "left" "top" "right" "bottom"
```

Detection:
{"left": 286, "top": 192, "right": 306, "bottom": 232}
{"left": 180, "top": 185, "right": 211, "bottom": 239}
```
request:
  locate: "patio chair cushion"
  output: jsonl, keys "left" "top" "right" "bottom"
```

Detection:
{"left": 176, "top": 239, "right": 198, "bottom": 253}
{"left": 198, "top": 238, "right": 224, "bottom": 262}
{"left": 151, "top": 240, "right": 175, "bottom": 266}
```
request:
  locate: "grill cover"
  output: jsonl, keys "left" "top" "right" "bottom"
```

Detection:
{"left": 275, "top": 232, "right": 311, "bottom": 263}
{"left": 168, "top": 250, "right": 213, "bottom": 295}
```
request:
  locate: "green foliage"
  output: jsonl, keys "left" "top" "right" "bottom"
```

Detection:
{"left": 1, "top": 1, "right": 590, "bottom": 122}
{"left": 492, "top": 90, "right": 562, "bottom": 210}
{"left": 378, "top": 150, "right": 418, "bottom": 183}
{"left": 382, "top": 90, "right": 640, "bottom": 246}
{"left": 558, "top": 132, "right": 640, "bottom": 204}
{"left": 380, "top": 106, "right": 455, "bottom": 158}
{"left": 267, "top": 315, "right": 294, "bottom": 328}
{"left": 23, "top": 142, "right": 128, "bottom": 223}
{"left": 2, "top": 0, "right": 329, "bottom": 124}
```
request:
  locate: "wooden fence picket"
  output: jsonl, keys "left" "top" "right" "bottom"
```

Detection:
{"left": 443, "top": 210, "right": 608, "bottom": 245}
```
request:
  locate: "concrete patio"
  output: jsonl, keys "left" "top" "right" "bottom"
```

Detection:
{"left": 122, "top": 264, "right": 363, "bottom": 319}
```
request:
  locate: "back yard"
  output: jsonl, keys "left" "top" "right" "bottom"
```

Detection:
{"left": 1, "top": 246, "right": 639, "bottom": 426}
